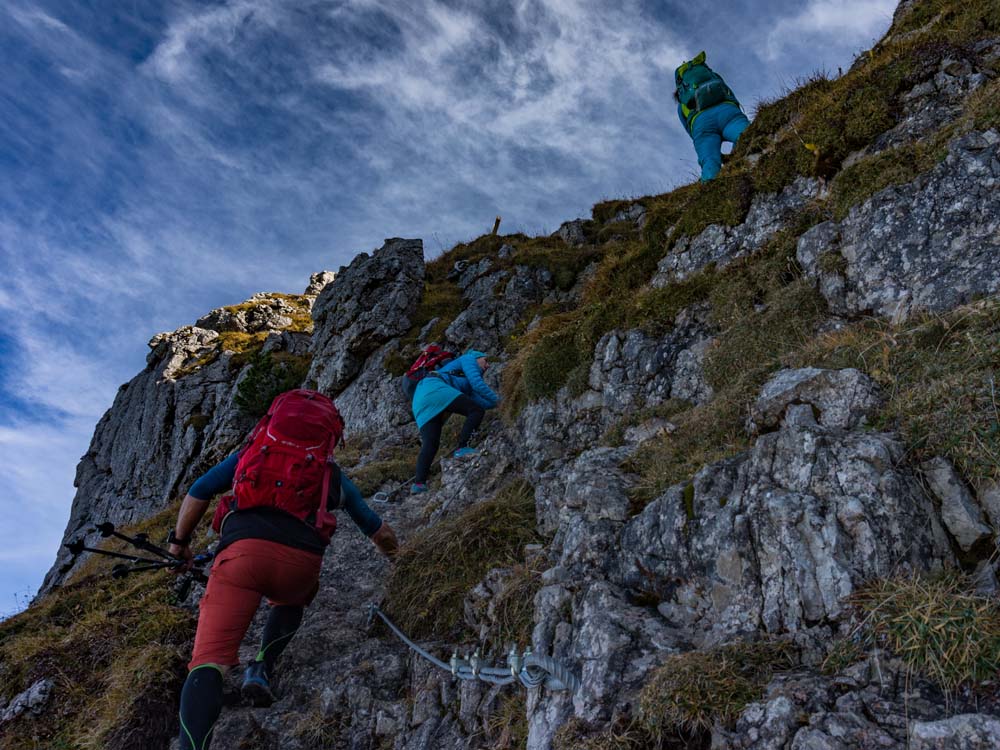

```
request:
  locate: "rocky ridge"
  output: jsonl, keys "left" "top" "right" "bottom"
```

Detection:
{"left": 7, "top": 3, "right": 1000, "bottom": 749}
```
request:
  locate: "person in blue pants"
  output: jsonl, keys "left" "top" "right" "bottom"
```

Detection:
{"left": 674, "top": 51, "right": 750, "bottom": 181}
{"left": 410, "top": 349, "right": 499, "bottom": 494}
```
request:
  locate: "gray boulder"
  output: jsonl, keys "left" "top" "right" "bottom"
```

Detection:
{"left": 1, "top": 679, "right": 54, "bottom": 725}
{"left": 617, "top": 405, "right": 953, "bottom": 645}
{"left": 748, "top": 367, "right": 882, "bottom": 433}
{"left": 910, "top": 714, "right": 1000, "bottom": 749}
{"left": 304, "top": 270, "right": 337, "bottom": 296}
{"left": 557, "top": 219, "right": 588, "bottom": 246}
{"left": 309, "top": 238, "right": 425, "bottom": 393}
{"left": 797, "top": 131, "right": 1000, "bottom": 319}
{"left": 921, "top": 456, "right": 992, "bottom": 552}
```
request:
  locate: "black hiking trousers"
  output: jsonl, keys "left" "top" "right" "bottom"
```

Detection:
{"left": 415, "top": 394, "right": 484, "bottom": 483}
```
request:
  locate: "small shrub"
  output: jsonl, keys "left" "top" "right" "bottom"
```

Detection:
{"left": 233, "top": 351, "right": 312, "bottom": 418}
{"left": 383, "top": 480, "right": 540, "bottom": 639}
{"left": 845, "top": 574, "right": 1000, "bottom": 691}
{"left": 638, "top": 640, "right": 797, "bottom": 737}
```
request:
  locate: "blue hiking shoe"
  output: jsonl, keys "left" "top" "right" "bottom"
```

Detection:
{"left": 410, "top": 482, "right": 428, "bottom": 495}
{"left": 453, "top": 447, "right": 479, "bottom": 459}
{"left": 242, "top": 660, "right": 274, "bottom": 707}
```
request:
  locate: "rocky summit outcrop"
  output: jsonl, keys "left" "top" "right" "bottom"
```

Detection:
{"left": 308, "top": 238, "right": 425, "bottom": 394}
{"left": 15, "top": 4, "right": 1000, "bottom": 749}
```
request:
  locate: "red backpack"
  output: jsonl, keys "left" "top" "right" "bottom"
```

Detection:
{"left": 212, "top": 389, "right": 345, "bottom": 543}
{"left": 405, "top": 345, "right": 455, "bottom": 383}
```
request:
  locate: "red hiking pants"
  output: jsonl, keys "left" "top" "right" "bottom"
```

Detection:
{"left": 188, "top": 538, "right": 322, "bottom": 669}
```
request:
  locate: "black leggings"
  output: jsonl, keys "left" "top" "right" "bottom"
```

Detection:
{"left": 415, "top": 394, "right": 484, "bottom": 483}
{"left": 178, "top": 605, "right": 303, "bottom": 749}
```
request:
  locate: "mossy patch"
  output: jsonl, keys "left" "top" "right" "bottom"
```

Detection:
{"left": 638, "top": 640, "right": 797, "bottom": 737}
{"left": 383, "top": 480, "right": 540, "bottom": 640}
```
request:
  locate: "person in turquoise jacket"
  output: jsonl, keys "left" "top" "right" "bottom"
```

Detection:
{"left": 410, "top": 349, "right": 498, "bottom": 493}
{"left": 674, "top": 51, "right": 750, "bottom": 181}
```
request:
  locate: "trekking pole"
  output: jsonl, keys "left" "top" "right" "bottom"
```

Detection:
{"left": 111, "top": 561, "right": 177, "bottom": 578}
{"left": 64, "top": 539, "right": 171, "bottom": 566}
{"left": 93, "top": 521, "right": 176, "bottom": 560}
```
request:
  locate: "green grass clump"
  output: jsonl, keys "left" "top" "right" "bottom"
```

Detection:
{"left": 829, "top": 128, "right": 953, "bottom": 219}
{"left": 794, "top": 298, "right": 1000, "bottom": 485}
{"left": 638, "top": 640, "right": 797, "bottom": 737}
{"left": 350, "top": 451, "right": 418, "bottom": 497}
{"left": 842, "top": 574, "right": 1000, "bottom": 691}
{"left": 0, "top": 505, "right": 197, "bottom": 750}
{"left": 383, "top": 480, "right": 540, "bottom": 639}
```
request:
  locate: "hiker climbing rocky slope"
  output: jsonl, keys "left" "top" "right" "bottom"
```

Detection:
{"left": 4, "top": 1, "right": 1000, "bottom": 748}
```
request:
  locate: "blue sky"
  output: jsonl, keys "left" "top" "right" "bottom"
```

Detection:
{"left": 0, "top": 0, "right": 897, "bottom": 613}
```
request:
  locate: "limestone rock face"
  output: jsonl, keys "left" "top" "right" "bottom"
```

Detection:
{"left": 909, "top": 714, "right": 1000, "bottom": 750}
{"left": 921, "top": 456, "right": 993, "bottom": 552}
{"left": 445, "top": 264, "right": 554, "bottom": 352}
{"left": 652, "top": 177, "right": 819, "bottom": 286}
{"left": 41, "top": 323, "right": 309, "bottom": 592}
{"left": 518, "top": 306, "right": 714, "bottom": 471}
{"left": 309, "top": 238, "right": 425, "bottom": 394}
{"left": 797, "top": 131, "right": 1000, "bottom": 318}
{"left": 716, "top": 660, "right": 966, "bottom": 750}
{"left": 195, "top": 292, "right": 304, "bottom": 333}
{"left": 617, "top": 407, "right": 953, "bottom": 644}
{"left": 1, "top": 679, "right": 53, "bottom": 725}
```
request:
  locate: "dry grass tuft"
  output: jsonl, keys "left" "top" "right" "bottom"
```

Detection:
{"left": 795, "top": 298, "right": 1000, "bottom": 485}
{"left": 0, "top": 503, "right": 198, "bottom": 749}
{"left": 638, "top": 640, "right": 797, "bottom": 737}
{"left": 383, "top": 480, "right": 540, "bottom": 639}
{"left": 838, "top": 573, "right": 1000, "bottom": 692}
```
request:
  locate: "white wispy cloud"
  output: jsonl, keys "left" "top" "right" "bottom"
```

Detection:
{"left": 765, "top": 0, "right": 897, "bottom": 62}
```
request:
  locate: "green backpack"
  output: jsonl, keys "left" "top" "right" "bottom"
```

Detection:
{"left": 675, "top": 51, "right": 736, "bottom": 128}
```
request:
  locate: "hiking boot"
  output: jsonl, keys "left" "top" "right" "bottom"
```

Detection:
{"left": 410, "top": 482, "right": 428, "bottom": 495}
{"left": 241, "top": 660, "right": 274, "bottom": 707}
{"left": 453, "top": 447, "right": 479, "bottom": 459}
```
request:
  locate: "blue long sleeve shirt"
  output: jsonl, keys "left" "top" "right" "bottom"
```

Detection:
{"left": 189, "top": 453, "right": 383, "bottom": 552}
{"left": 411, "top": 350, "right": 499, "bottom": 428}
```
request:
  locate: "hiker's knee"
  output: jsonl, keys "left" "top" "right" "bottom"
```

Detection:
{"left": 188, "top": 662, "right": 229, "bottom": 677}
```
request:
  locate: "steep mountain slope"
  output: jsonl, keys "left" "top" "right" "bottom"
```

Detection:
{"left": 3, "top": 1, "right": 1000, "bottom": 748}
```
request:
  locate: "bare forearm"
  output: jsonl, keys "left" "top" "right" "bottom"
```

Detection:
{"left": 175, "top": 494, "right": 210, "bottom": 540}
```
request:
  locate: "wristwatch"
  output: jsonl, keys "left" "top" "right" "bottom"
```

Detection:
{"left": 168, "top": 530, "right": 191, "bottom": 547}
